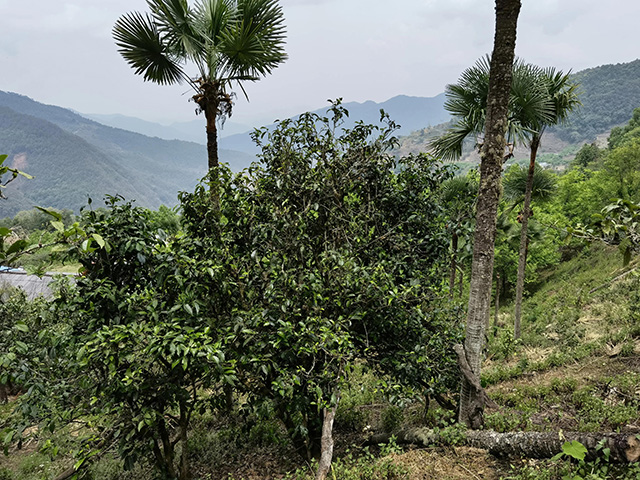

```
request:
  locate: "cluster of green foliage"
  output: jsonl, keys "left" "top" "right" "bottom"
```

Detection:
{"left": 556, "top": 108, "right": 640, "bottom": 264}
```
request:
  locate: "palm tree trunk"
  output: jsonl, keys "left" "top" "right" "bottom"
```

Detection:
{"left": 459, "top": 0, "right": 521, "bottom": 429}
{"left": 513, "top": 134, "right": 540, "bottom": 339}
{"left": 449, "top": 232, "right": 459, "bottom": 298}
{"left": 205, "top": 108, "right": 221, "bottom": 214}
{"left": 369, "top": 429, "right": 640, "bottom": 463}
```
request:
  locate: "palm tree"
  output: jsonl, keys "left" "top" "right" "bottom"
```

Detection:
{"left": 503, "top": 163, "right": 557, "bottom": 205}
{"left": 512, "top": 69, "right": 580, "bottom": 339}
{"left": 113, "top": 0, "right": 287, "bottom": 206}
{"left": 431, "top": 56, "right": 553, "bottom": 162}
{"left": 455, "top": 0, "right": 522, "bottom": 429}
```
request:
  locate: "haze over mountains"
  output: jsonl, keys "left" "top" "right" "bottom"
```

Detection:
{"left": 82, "top": 113, "right": 253, "bottom": 144}
{"left": 83, "top": 94, "right": 450, "bottom": 155}
{"left": 1, "top": 59, "right": 640, "bottom": 218}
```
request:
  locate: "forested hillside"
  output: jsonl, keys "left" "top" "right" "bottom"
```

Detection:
{"left": 397, "top": 59, "right": 640, "bottom": 166}
{"left": 553, "top": 59, "right": 640, "bottom": 142}
{"left": 0, "top": 92, "right": 254, "bottom": 216}
{"left": 0, "top": 107, "right": 164, "bottom": 214}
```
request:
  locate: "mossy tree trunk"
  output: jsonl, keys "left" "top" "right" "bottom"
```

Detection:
{"left": 459, "top": 0, "right": 522, "bottom": 429}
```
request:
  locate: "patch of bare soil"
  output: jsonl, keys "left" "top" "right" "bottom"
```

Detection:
{"left": 393, "top": 446, "right": 507, "bottom": 479}
{"left": 191, "top": 440, "right": 303, "bottom": 480}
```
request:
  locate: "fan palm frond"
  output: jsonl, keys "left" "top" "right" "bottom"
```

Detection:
{"left": 113, "top": 11, "right": 187, "bottom": 85}
{"left": 218, "top": 0, "right": 288, "bottom": 81}
{"left": 430, "top": 119, "right": 478, "bottom": 161}
{"left": 503, "top": 164, "right": 556, "bottom": 203}
{"left": 147, "top": 0, "right": 202, "bottom": 60}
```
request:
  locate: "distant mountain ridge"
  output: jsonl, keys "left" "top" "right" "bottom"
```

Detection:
{"left": 82, "top": 113, "right": 252, "bottom": 144}
{"left": 83, "top": 94, "right": 451, "bottom": 156}
{"left": 218, "top": 93, "right": 450, "bottom": 155}
{"left": 2, "top": 58, "right": 639, "bottom": 216}
{"left": 0, "top": 91, "right": 254, "bottom": 217}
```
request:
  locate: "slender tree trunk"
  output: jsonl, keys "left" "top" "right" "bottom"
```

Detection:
{"left": 459, "top": 266, "right": 464, "bottom": 299}
{"left": 178, "top": 405, "right": 190, "bottom": 480}
{"left": 459, "top": 0, "right": 521, "bottom": 429}
{"left": 514, "top": 134, "right": 540, "bottom": 339}
{"left": 0, "top": 382, "right": 8, "bottom": 403}
{"left": 493, "top": 273, "right": 501, "bottom": 335}
{"left": 449, "top": 232, "right": 459, "bottom": 298}
{"left": 205, "top": 108, "right": 221, "bottom": 214}
{"left": 315, "top": 397, "right": 340, "bottom": 480}
{"left": 157, "top": 418, "right": 177, "bottom": 479}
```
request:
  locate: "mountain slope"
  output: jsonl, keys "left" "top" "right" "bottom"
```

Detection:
{"left": 82, "top": 113, "right": 251, "bottom": 143}
{"left": 397, "top": 59, "right": 640, "bottom": 163}
{"left": 552, "top": 59, "right": 640, "bottom": 142}
{"left": 0, "top": 106, "right": 154, "bottom": 216}
{"left": 0, "top": 92, "right": 255, "bottom": 216}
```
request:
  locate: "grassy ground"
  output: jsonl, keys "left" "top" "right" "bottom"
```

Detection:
{"left": 1, "top": 244, "right": 639, "bottom": 479}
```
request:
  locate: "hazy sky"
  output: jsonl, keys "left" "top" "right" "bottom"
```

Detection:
{"left": 1, "top": 0, "right": 638, "bottom": 127}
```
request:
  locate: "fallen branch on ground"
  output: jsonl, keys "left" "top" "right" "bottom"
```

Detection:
{"left": 368, "top": 428, "right": 640, "bottom": 463}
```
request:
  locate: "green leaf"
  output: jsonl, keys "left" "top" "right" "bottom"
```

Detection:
{"left": 6, "top": 239, "right": 28, "bottom": 255}
{"left": 51, "top": 221, "right": 65, "bottom": 232}
{"left": 14, "top": 322, "right": 29, "bottom": 333}
{"left": 16, "top": 340, "right": 29, "bottom": 354}
{"left": 3, "top": 430, "right": 15, "bottom": 445}
{"left": 35, "top": 206, "right": 63, "bottom": 221}
{"left": 92, "top": 233, "right": 106, "bottom": 249}
{"left": 561, "top": 440, "right": 587, "bottom": 461}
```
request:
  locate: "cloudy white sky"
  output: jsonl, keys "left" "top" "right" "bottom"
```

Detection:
{"left": 1, "top": 0, "right": 638, "bottom": 127}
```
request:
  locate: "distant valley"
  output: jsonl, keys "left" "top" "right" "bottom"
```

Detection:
{"left": 0, "top": 91, "right": 254, "bottom": 217}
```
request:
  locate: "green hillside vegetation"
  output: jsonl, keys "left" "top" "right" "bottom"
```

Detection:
{"left": 553, "top": 59, "right": 640, "bottom": 142}
{"left": 395, "top": 59, "right": 640, "bottom": 171}
{"left": 0, "top": 106, "right": 160, "bottom": 215}
{"left": 2, "top": 107, "right": 640, "bottom": 479}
